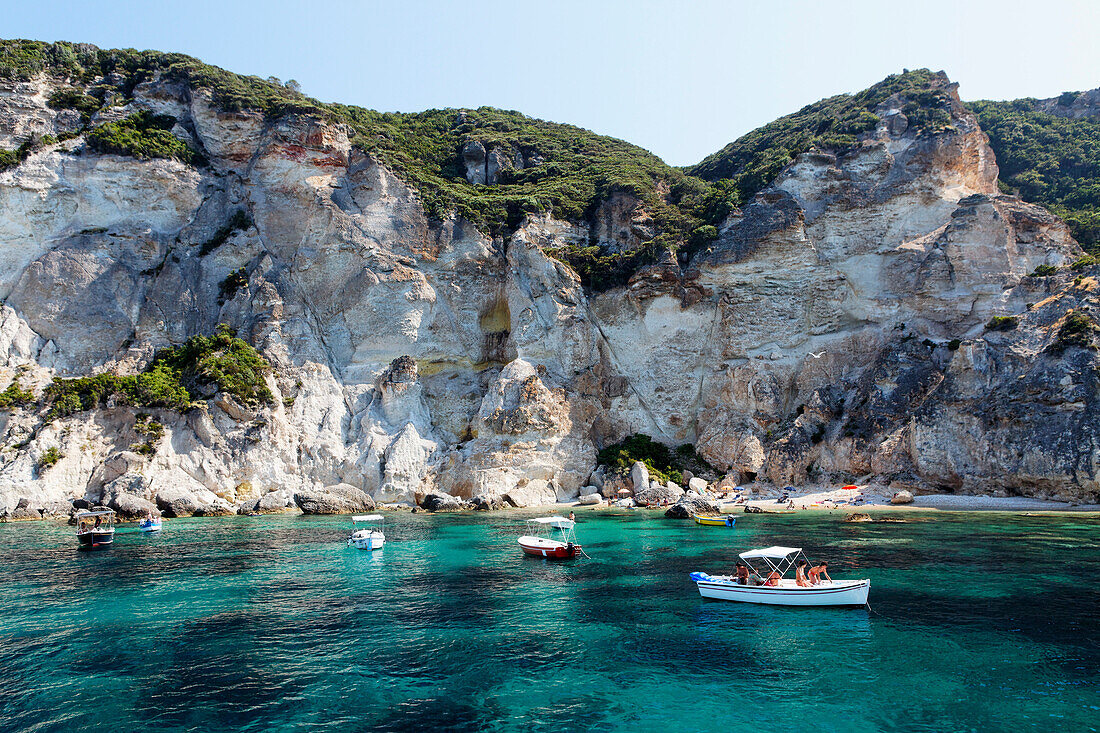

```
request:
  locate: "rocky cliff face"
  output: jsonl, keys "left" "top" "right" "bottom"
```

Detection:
{"left": 0, "top": 67, "right": 1096, "bottom": 520}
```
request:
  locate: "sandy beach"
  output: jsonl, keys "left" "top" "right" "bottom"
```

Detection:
{"left": 561, "top": 485, "right": 1100, "bottom": 514}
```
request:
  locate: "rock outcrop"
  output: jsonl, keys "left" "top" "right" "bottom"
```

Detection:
{"left": 0, "top": 62, "right": 1097, "bottom": 521}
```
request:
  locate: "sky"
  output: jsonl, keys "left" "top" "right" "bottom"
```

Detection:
{"left": 6, "top": 0, "right": 1100, "bottom": 166}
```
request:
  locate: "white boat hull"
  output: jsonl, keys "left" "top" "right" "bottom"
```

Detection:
{"left": 692, "top": 574, "right": 869, "bottom": 606}
{"left": 348, "top": 531, "right": 384, "bottom": 551}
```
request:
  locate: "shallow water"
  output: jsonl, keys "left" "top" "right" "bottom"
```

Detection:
{"left": 1, "top": 510, "right": 1098, "bottom": 732}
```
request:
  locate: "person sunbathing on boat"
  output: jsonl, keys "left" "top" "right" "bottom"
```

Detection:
{"left": 734, "top": 562, "right": 749, "bottom": 585}
{"left": 795, "top": 560, "right": 811, "bottom": 587}
{"left": 808, "top": 562, "right": 832, "bottom": 585}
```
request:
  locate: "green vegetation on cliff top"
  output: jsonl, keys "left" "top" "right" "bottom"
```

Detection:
{"left": 687, "top": 69, "right": 956, "bottom": 197}
{"left": 968, "top": 96, "right": 1100, "bottom": 251}
{"left": 2, "top": 39, "right": 1097, "bottom": 282}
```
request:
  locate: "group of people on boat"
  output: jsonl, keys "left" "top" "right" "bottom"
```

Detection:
{"left": 733, "top": 559, "right": 831, "bottom": 586}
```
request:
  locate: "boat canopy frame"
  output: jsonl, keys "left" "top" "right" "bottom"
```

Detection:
{"left": 351, "top": 514, "right": 384, "bottom": 530}
{"left": 525, "top": 517, "right": 578, "bottom": 544}
{"left": 738, "top": 546, "right": 811, "bottom": 577}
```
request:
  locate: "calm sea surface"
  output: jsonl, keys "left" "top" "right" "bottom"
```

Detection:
{"left": 1, "top": 509, "right": 1098, "bottom": 732}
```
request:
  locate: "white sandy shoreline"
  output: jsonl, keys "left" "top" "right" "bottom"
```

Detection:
{"left": 550, "top": 487, "right": 1100, "bottom": 514}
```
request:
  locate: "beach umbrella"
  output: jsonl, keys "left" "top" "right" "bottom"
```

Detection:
{"left": 617, "top": 488, "right": 631, "bottom": 495}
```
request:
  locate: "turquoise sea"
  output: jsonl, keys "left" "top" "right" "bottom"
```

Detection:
{"left": 1, "top": 509, "right": 1098, "bottom": 732}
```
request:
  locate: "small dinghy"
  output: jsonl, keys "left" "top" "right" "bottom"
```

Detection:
{"left": 690, "top": 546, "right": 869, "bottom": 606}
{"left": 75, "top": 509, "right": 116, "bottom": 550}
{"left": 347, "top": 514, "right": 385, "bottom": 551}
{"left": 693, "top": 513, "right": 736, "bottom": 527}
{"left": 518, "top": 517, "right": 581, "bottom": 559}
{"left": 139, "top": 513, "right": 162, "bottom": 533}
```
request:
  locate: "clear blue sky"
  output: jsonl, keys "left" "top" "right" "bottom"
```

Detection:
{"left": 7, "top": 0, "right": 1099, "bottom": 166}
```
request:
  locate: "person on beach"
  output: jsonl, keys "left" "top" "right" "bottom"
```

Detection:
{"left": 808, "top": 562, "right": 832, "bottom": 585}
{"left": 734, "top": 562, "right": 749, "bottom": 585}
{"left": 795, "top": 560, "right": 811, "bottom": 587}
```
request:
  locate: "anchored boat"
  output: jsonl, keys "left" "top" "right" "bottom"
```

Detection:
{"left": 75, "top": 509, "right": 116, "bottom": 550}
{"left": 139, "top": 513, "right": 162, "bottom": 533}
{"left": 692, "top": 513, "right": 736, "bottom": 527}
{"left": 518, "top": 517, "right": 581, "bottom": 559}
{"left": 690, "top": 546, "right": 869, "bottom": 606}
{"left": 347, "top": 514, "right": 385, "bottom": 551}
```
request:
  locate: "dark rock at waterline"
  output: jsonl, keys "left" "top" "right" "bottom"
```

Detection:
{"left": 421, "top": 493, "right": 464, "bottom": 512}
{"left": 294, "top": 483, "right": 376, "bottom": 515}
{"left": 468, "top": 494, "right": 504, "bottom": 511}
{"left": 664, "top": 497, "right": 720, "bottom": 518}
{"left": 845, "top": 512, "right": 873, "bottom": 522}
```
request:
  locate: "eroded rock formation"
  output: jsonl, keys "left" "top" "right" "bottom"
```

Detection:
{"left": 0, "top": 67, "right": 1097, "bottom": 519}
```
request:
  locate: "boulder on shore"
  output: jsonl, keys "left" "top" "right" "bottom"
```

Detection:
{"left": 664, "top": 496, "right": 720, "bottom": 518}
{"left": 688, "top": 477, "right": 709, "bottom": 493}
{"left": 890, "top": 490, "right": 914, "bottom": 505}
{"left": 294, "top": 484, "right": 376, "bottom": 515}
{"left": 629, "top": 462, "right": 648, "bottom": 497}
{"left": 469, "top": 494, "right": 504, "bottom": 511}
{"left": 635, "top": 482, "right": 684, "bottom": 506}
{"left": 421, "top": 493, "right": 464, "bottom": 512}
{"left": 577, "top": 493, "right": 602, "bottom": 506}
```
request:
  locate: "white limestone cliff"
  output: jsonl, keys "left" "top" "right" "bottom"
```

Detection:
{"left": 0, "top": 71, "right": 1095, "bottom": 520}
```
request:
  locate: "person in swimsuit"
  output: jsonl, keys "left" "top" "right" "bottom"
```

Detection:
{"left": 795, "top": 559, "right": 811, "bottom": 587}
{"left": 764, "top": 570, "right": 781, "bottom": 587}
{"left": 734, "top": 562, "right": 749, "bottom": 585}
{"left": 808, "top": 561, "right": 832, "bottom": 585}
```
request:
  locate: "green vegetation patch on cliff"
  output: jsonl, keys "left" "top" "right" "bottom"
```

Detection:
{"left": 87, "top": 110, "right": 200, "bottom": 163}
{"left": 44, "top": 325, "right": 272, "bottom": 419}
{"left": 597, "top": 433, "right": 714, "bottom": 485}
{"left": 968, "top": 97, "right": 1100, "bottom": 251}
{"left": 687, "top": 69, "right": 956, "bottom": 202}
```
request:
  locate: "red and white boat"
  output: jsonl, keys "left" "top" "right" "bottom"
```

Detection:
{"left": 518, "top": 517, "right": 581, "bottom": 559}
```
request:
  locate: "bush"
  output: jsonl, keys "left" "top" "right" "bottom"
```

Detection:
{"left": 1049, "top": 311, "right": 1099, "bottom": 354}
{"left": 986, "top": 316, "right": 1019, "bottom": 331}
{"left": 0, "top": 378, "right": 34, "bottom": 409}
{"left": 38, "top": 446, "right": 62, "bottom": 469}
{"left": 1071, "top": 255, "right": 1097, "bottom": 270}
{"left": 155, "top": 324, "right": 273, "bottom": 405}
{"left": 199, "top": 210, "right": 252, "bottom": 256}
{"left": 46, "top": 87, "right": 101, "bottom": 121}
{"left": 1029, "top": 264, "right": 1059, "bottom": 277}
{"left": 218, "top": 268, "right": 248, "bottom": 304}
{"left": 86, "top": 110, "right": 200, "bottom": 164}
{"left": 43, "top": 324, "right": 273, "bottom": 418}
{"left": 597, "top": 434, "right": 714, "bottom": 485}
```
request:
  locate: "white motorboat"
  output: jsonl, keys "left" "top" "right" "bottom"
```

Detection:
{"left": 518, "top": 517, "right": 581, "bottom": 559}
{"left": 690, "top": 546, "right": 869, "bottom": 606}
{"left": 347, "top": 514, "right": 385, "bottom": 551}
